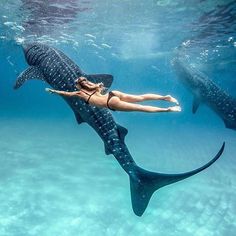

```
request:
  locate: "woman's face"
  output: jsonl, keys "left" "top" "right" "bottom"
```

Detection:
{"left": 75, "top": 83, "right": 81, "bottom": 89}
{"left": 75, "top": 77, "right": 87, "bottom": 89}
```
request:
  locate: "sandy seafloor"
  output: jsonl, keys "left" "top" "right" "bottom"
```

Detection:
{"left": 0, "top": 115, "right": 235, "bottom": 236}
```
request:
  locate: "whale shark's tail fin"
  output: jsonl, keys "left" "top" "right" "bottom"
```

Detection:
{"left": 129, "top": 142, "right": 225, "bottom": 216}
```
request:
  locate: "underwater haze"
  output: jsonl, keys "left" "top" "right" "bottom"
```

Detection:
{"left": 0, "top": 0, "right": 236, "bottom": 235}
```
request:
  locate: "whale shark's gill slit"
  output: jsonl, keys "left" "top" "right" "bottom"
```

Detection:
{"left": 29, "top": 51, "right": 40, "bottom": 65}
{"left": 27, "top": 52, "right": 37, "bottom": 65}
{"left": 24, "top": 45, "right": 38, "bottom": 59}
{"left": 32, "top": 52, "right": 46, "bottom": 65}
{"left": 36, "top": 53, "right": 48, "bottom": 65}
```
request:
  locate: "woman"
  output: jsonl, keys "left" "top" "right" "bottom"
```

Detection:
{"left": 45, "top": 76, "right": 181, "bottom": 112}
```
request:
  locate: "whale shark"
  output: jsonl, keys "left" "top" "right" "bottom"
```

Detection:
{"left": 14, "top": 43, "right": 225, "bottom": 216}
{"left": 173, "top": 57, "right": 236, "bottom": 130}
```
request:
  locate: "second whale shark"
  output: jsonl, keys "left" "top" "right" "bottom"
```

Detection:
{"left": 173, "top": 57, "right": 236, "bottom": 130}
{"left": 15, "top": 43, "right": 225, "bottom": 216}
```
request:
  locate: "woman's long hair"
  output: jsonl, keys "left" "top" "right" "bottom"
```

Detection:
{"left": 80, "top": 82, "right": 97, "bottom": 91}
{"left": 78, "top": 78, "right": 100, "bottom": 92}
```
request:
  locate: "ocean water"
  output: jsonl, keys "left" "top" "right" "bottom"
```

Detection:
{"left": 0, "top": 0, "right": 236, "bottom": 235}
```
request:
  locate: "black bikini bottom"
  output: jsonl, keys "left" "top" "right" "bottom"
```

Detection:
{"left": 107, "top": 91, "right": 116, "bottom": 111}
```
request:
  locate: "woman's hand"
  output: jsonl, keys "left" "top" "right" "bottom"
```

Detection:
{"left": 97, "top": 83, "right": 104, "bottom": 88}
{"left": 98, "top": 82, "right": 104, "bottom": 88}
{"left": 45, "top": 88, "right": 55, "bottom": 94}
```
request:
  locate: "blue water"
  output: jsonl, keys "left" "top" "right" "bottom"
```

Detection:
{"left": 0, "top": 0, "right": 236, "bottom": 235}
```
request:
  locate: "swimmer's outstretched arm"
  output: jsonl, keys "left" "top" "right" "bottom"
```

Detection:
{"left": 45, "top": 88, "right": 79, "bottom": 97}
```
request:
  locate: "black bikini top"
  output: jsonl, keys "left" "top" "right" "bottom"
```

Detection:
{"left": 80, "top": 90, "right": 97, "bottom": 104}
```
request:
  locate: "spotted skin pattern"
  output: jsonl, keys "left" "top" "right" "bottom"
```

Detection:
{"left": 15, "top": 43, "right": 225, "bottom": 216}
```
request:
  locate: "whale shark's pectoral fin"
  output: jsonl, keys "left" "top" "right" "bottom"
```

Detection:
{"left": 117, "top": 124, "right": 128, "bottom": 142}
{"left": 86, "top": 74, "right": 113, "bottom": 91}
{"left": 192, "top": 96, "right": 201, "bottom": 114}
{"left": 14, "top": 66, "right": 45, "bottom": 89}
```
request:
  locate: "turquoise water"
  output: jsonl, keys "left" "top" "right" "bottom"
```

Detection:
{"left": 0, "top": 0, "right": 236, "bottom": 235}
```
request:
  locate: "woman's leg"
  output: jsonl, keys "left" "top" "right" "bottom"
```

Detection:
{"left": 112, "top": 91, "right": 179, "bottom": 104}
{"left": 108, "top": 97, "right": 181, "bottom": 112}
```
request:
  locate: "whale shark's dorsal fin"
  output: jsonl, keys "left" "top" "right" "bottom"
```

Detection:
{"left": 14, "top": 66, "right": 46, "bottom": 89}
{"left": 192, "top": 96, "right": 201, "bottom": 114}
{"left": 117, "top": 124, "right": 128, "bottom": 142}
{"left": 86, "top": 74, "right": 113, "bottom": 90}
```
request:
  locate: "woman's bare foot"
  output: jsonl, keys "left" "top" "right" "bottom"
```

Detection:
{"left": 168, "top": 106, "right": 181, "bottom": 112}
{"left": 165, "top": 95, "right": 179, "bottom": 105}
